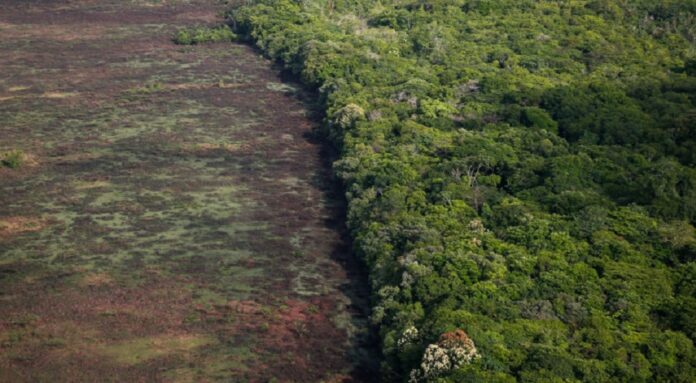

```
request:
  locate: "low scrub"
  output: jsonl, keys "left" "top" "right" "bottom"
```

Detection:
{"left": 1, "top": 150, "right": 24, "bottom": 169}
{"left": 173, "top": 25, "right": 237, "bottom": 45}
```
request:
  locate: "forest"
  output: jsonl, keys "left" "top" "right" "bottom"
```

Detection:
{"left": 229, "top": 0, "right": 696, "bottom": 381}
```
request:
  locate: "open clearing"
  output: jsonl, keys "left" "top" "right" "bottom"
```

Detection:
{"left": 0, "top": 1, "right": 374, "bottom": 381}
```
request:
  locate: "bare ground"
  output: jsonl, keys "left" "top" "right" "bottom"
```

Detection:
{"left": 0, "top": 1, "right": 376, "bottom": 381}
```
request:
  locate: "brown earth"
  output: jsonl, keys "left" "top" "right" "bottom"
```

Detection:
{"left": 0, "top": 0, "right": 376, "bottom": 382}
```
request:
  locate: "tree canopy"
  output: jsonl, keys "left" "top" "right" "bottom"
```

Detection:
{"left": 232, "top": 0, "right": 696, "bottom": 381}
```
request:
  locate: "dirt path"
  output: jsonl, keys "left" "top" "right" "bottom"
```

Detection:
{"left": 0, "top": 1, "right": 375, "bottom": 381}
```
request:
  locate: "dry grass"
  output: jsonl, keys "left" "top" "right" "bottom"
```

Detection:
{"left": 0, "top": 216, "right": 47, "bottom": 239}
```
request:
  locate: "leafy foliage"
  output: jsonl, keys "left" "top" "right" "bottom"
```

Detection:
{"left": 231, "top": 0, "right": 696, "bottom": 381}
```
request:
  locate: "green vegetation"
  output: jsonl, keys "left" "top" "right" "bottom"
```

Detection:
{"left": 1, "top": 149, "right": 24, "bottom": 169}
{"left": 130, "top": 81, "right": 164, "bottom": 94}
{"left": 230, "top": 0, "right": 696, "bottom": 381}
{"left": 173, "top": 25, "right": 237, "bottom": 45}
{"left": 98, "top": 335, "right": 215, "bottom": 365}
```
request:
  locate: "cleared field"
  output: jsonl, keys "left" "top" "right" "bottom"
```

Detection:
{"left": 0, "top": 1, "right": 375, "bottom": 381}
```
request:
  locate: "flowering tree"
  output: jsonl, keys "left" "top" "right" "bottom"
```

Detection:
{"left": 409, "top": 330, "right": 479, "bottom": 382}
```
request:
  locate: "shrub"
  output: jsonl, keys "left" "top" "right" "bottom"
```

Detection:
{"left": 1, "top": 150, "right": 24, "bottom": 169}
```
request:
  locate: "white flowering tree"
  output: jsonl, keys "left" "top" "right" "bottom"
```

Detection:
{"left": 409, "top": 330, "right": 479, "bottom": 382}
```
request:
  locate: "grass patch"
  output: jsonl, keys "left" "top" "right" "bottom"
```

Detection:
{"left": 0, "top": 216, "right": 47, "bottom": 238}
{"left": 173, "top": 26, "right": 237, "bottom": 45}
{"left": 99, "top": 334, "right": 215, "bottom": 365}
{"left": 130, "top": 81, "right": 164, "bottom": 94}
{"left": 1, "top": 150, "right": 24, "bottom": 169}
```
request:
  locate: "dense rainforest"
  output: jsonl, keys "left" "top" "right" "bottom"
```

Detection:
{"left": 229, "top": 0, "right": 696, "bottom": 381}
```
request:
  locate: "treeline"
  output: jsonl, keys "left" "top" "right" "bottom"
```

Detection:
{"left": 230, "top": 0, "right": 696, "bottom": 381}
